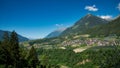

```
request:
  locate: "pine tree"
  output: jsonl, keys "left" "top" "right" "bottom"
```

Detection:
{"left": 2, "top": 32, "right": 11, "bottom": 68}
{"left": 2, "top": 32, "right": 10, "bottom": 54}
{"left": 9, "top": 31, "right": 20, "bottom": 68}
{"left": 2, "top": 32, "right": 9, "bottom": 45}
{"left": 27, "top": 46, "right": 39, "bottom": 68}
{"left": 0, "top": 40, "right": 6, "bottom": 65}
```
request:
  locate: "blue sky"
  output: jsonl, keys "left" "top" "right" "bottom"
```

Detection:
{"left": 0, "top": 0, "right": 120, "bottom": 39}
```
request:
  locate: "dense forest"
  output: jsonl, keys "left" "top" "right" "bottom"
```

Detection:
{"left": 37, "top": 46, "right": 120, "bottom": 68}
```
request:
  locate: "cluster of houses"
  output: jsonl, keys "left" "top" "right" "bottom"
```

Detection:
{"left": 61, "top": 38, "right": 120, "bottom": 46}
{"left": 24, "top": 37, "right": 120, "bottom": 49}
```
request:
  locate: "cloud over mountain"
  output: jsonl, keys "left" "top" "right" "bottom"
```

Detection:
{"left": 98, "top": 15, "right": 113, "bottom": 20}
{"left": 85, "top": 5, "right": 98, "bottom": 11}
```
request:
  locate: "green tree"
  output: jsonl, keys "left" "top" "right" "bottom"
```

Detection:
{"left": 0, "top": 40, "right": 6, "bottom": 66}
{"left": 2, "top": 32, "right": 9, "bottom": 45}
{"left": 0, "top": 32, "right": 13, "bottom": 68}
{"left": 27, "top": 46, "right": 39, "bottom": 68}
{"left": 0, "top": 31, "right": 28, "bottom": 68}
{"left": 9, "top": 31, "right": 20, "bottom": 68}
{"left": 19, "top": 47, "right": 28, "bottom": 68}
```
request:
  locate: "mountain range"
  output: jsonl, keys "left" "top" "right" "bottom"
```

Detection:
{"left": 1, "top": 14, "right": 120, "bottom": 41}
{"left": 0, "top": 30, "right": 29, "bottom": 42}
{"left": 23, "top": 14, "right": 120, "bottom": 48}
{"left": 46, "top": 14, "right": 110, "bottom": 38}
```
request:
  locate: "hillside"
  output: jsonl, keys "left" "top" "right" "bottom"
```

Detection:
{"left": 85, "top": 15, "right": 120, "bottom": 37}
{"left": 36, "top": 46, "right": 120, "bottom": 68}
{"left": 0, "top": 30, "right": 29, "bottom": 42}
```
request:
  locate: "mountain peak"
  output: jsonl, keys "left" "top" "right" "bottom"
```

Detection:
{"left": 74, "top": 14, "right": 108, "bottom": 26}
{"left": 83, "top": 14, "right": 97, "bottom": 20}
{"left": 86, "top": 13, "right": 94, "bottom": 17}
{"left": 86, "top": 13, "right": 93, "bottom": 16}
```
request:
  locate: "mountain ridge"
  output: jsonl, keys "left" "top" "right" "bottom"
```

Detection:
{"left": 0, "top": 30, "right": 29, "bottom": 42}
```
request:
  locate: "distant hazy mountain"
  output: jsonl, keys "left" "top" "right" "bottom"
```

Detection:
{"left": 61, "top": 14, "right": 108, "bottom": 36}
{"left": 0, "top": 30, "right": 29, "bottom": 42}
{"left": 45, "top": 28, "right": 66, "bottom": 38}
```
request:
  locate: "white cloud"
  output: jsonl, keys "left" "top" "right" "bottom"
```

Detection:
{"left": 55, "top": 24, "right": 63, "bottom": 27}
{"left": 117, "top": 3, "right": 120, "bottom": 11}
{"left": 85, "top": 5, "right": 98, "bottom": 11}
{"left": 98, "top": 15, "right": 113, "bottom": 20}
